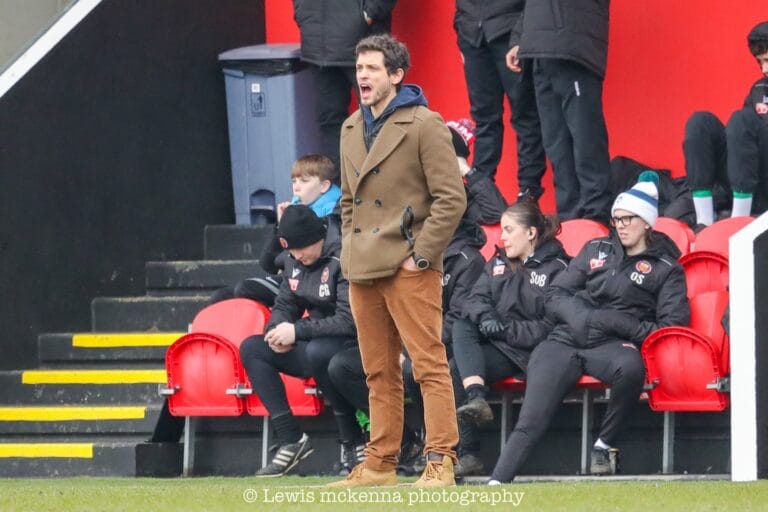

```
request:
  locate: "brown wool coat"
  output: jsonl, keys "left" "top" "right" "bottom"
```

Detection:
{"left": 339, "top": 105, "right": 467, "bottom": 282}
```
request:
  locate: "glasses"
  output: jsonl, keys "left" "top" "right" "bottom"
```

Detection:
{"left": 610, "top": 215, "right": 639, "bottom": 227}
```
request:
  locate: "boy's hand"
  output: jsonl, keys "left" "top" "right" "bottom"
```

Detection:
{"left": 276, "top": 201, "right": 291, "bottom": 222}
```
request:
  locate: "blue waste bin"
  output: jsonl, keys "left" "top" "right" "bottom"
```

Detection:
{"left": 219, "top": 43, "right": 321, "bottom": 224}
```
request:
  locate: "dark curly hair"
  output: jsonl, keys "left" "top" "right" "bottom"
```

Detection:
{"left": 355, "top": 33, "right": 410, "bottom": 80}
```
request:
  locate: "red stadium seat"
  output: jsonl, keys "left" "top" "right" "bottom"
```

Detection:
{"left": 693, "top": 216, "right": 754, "bottom": 257}
{"left": 557, "top": 219, "right": 609, "bottom": 257}
{"left": 680, "top": 251, "right": 729, "bottom": 298}
{"left": 654, "top": 217, "right": 694, "bottom": 256}
{"left": 191, "top": 298, "right": 270, "bottom": 349}
{"left": 480, "top": 224, "right": 501, "bottom": 261}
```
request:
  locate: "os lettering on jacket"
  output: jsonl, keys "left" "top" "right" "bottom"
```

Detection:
{"left": 630, "top": 260, "right": 653, "bottom": 285}
{"left": 529, "top": 271, "right": 547, "bottom": 287}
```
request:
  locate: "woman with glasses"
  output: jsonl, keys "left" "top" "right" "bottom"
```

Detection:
{"left": 488, "top": 171, "right": 690, "bottom": 484}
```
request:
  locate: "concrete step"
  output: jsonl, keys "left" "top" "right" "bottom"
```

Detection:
{"left": 38, "top": 333, "right": 180, "bottom": 367}
{"left": 91, "top": 296, "right": 208, "bottom": 331}
{"left": 204, "top": 224, "right": 275, "bottom": 260}
{"left": 145, "top": 260, "right": 264, "bottom": 293}
{"left": 0, "top": 404, "right": 162, "bottom": 435}
{"left": 0, "top": 439, "right": 144, "bottom": 477}
{"left": 0, "top": 370, "right": 166, "bottom": 405}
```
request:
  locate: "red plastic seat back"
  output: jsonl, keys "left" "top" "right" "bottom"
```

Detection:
{"left": 654, "top": 217, "right": 694, "bottom": 256}
{"left": 557, "top": 219, "right": 609, "bottom": 257}
{"left": 680, "top": 251, "right": 729, "bottom": 297}
{"left": 191, "top": 298, "right": 271, "bottom": 348}
{"left": 165, "top": 333, "right": 246, "bottom": 416}
{"left": 689, "top": 290, "right": 730, "bottom": 374}
{"left": 642, "top": 327, "right": 728, "bottom": 412}
{"left": 480, "top": 224, "right": 501, "bottom": 261}
{"left": 693, "top": 216, "right": 753, "bottom": 257}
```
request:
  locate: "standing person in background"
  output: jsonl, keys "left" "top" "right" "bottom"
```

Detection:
{"left": 330, "top": 34, "right": 466, "bottom": 488}
{"left": 292, "top": 0, "right": 398, "bottom": 172}
{"left": 506, "top": 0, "right": 612, "bottom": 223}
{"left": 683, "top": 21, "right": 768, "bottom": 226}
{"left": 454, "top": 0, "right": 547, "bottom": 202}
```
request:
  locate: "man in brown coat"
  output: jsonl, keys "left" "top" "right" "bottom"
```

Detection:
{"left": 329, "top": 34, "right": 466, "bottom": 487}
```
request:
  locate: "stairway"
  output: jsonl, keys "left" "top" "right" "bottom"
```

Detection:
{"left": 0, "top": 224, "right": 271, "bottom": 477}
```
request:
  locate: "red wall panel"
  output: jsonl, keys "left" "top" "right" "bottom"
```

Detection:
{"left": 265, "top": 0, "right": 763, "bottom": 212}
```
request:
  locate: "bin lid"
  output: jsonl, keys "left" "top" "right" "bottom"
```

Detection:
{"left": 218, "top": 43, "right": 301, "bottom": 62}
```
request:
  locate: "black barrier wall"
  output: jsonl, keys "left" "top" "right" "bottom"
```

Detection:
{"left": 754, "top": 230, "right": 768, "bottom": 477}
{"left": 0, "top": 0, "right": 265, "bottom": 369}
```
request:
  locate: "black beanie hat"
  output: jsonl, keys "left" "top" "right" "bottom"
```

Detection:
{"left": 277, "top": 205, "right": 326, "bottom": 249}
{"left": 748, "top": 21, "right": 768, "bottom": 46}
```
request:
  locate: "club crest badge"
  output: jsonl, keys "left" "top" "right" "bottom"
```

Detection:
{"left": 590, "top": 258, "right": 606, "bottom": 270}
{"left": 321, "top": 267, "right": 330, "bottom": 283}
{"left": 635, "top": 260, "right": 652, "bottom": 274}
{"left": 493, "top": 264, "right": 505, "bottom": 276}
{"left": 289, "top": 278, "right": 299, "bottom": 291}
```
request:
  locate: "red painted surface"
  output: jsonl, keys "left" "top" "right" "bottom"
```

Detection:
{"left": 265, "top": 1, "right": 762, "bottom": 213}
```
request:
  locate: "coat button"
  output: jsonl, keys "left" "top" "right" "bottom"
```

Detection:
{"left": 354, "top": 198, "right": 362, "bottom": 205}
{"left": 371, "top": 168, "right": 379, "bottom": 174}
{"left": 354, "top": 170, "right": 360, "bottom": 177}
{"left": 353, "top": 228, "right": 361, "bottom": 234}
{"left": 372, "top": 227, "right": 380, "bottom": 234}
{"left": 374, "top": 199, "right": 382, "bottom": 207}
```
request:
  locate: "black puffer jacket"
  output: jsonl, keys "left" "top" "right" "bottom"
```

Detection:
{"left": 267, "top": 224, "right": 356, "bottom": 340}
{"left": 293, "top": 0, "right": 397, "bottom": 66}
{"left": 464, "top": 171, "right": 508, "bottom": 225}
{"left": 463, "top": 238, "right": 569, "bottom": 375}
{"left": 545, "top": 230, "right": 689, "bottom": 348}
{"left": 509, "top": 0, "right": 610, "bottom": 78}
{"left": 454, "top": 0, "right": 525, "bottom": 47}
{"left": 744, "top": 77, "right": 768, "bottom": 121}
{"left": 442, "top": 219, "right": 487, "bottom": 346}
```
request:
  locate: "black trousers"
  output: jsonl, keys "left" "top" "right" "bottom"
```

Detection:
{"left": 240, "top": 335, "right": 359, "bottom": 442}
{"left": 312, "top": 64, "right": 357, "bottom": 174}
{"left": 533, "top": 58, "right": 612, "bottom": 222}
{"left": 490, "top": 339, "right": 645, "bottom": 482}
{"left": 451, "top": 318, "right": 523, "bottom": 455}
{"left": 684, "top": 109, "right": 768, "bottom": 213}
{"left": 328, "top": 346, "right": 464, "bottom": 431}
{"left": 452, "top": 318, "right": 523, "bottom": 383}
{"left": 208, "top": 275, "right": 283, "bottom": 308}
{"left": 459, "top": 36, "right": 546, "bottom": 196}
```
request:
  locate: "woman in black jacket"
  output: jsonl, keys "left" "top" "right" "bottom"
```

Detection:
{"left": 451, "top": 200, "right": 569, "bottom": 476}
{"left": 489, "top": 172, "right": 690, "bottom": 483}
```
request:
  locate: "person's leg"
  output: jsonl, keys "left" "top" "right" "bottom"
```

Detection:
{"left": 490, "top": 38, "right": 546, "bottom": 199}
{"left": 347, "top": 280, "right": 404, "bottom": 473}
{"left": 452, "top": 318, "right": 494, "bottom": 424}
{"left": 208, "top": 285, "right": 235, "bottom": 305}
{"left": 383, "top": 269, "right": 458, "bottom": 486}
{"left": 328, "top": 346, "right": 370, "bottom": 411}
{"left": 684, "top": 111, "right": 727, "bottom": 225}
{"left": 239, "top": 335, "right": 314, "bottom": 476}
{"left": 726, "top": 107, "right": 765, "bottom": 217}
{"left": 312, "top": 65, "right": 355, "bottom": 172}
{"left": 549, "top": 59, "right": 612, "bottom": 224}
{"left": 458, "top": 37, "right": 505, "bottom": 179}
{"left": 581, "top": 341, "right": 645, "bottom": 474}
{"left": 490, "top": 341, "right": 582, "bottom": 482}
{"left": 233, "top": 275, "right": 282, "bottom": 308}
{"left": 532, "top": 59, "right": 581, "bottom": 220}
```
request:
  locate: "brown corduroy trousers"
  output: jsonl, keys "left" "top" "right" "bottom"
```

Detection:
{"left": 349, "top": 268, "right": 459, "bottom": 471}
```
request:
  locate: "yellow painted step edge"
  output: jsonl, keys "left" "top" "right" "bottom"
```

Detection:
{"left": 72, "top": 333, "right": 183, "bottom": 348}
{"left": 0, "top": 443, "right": 93, "bottom": 458}
{"left": 0, "top": 406, "right": 146, "bottom": 422}
{"left": 22, "top": 369, "right": 167, "bottom": 385}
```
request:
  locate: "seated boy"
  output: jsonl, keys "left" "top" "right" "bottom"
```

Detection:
{"left": 684, "top": 21, "right": 768, "bottom": 225}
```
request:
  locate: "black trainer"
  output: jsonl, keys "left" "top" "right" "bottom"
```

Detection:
{"left": 456, "top": 397, "right": 494, "bottom": 426}
{"left": 255, "top": 433, "right": 313, "bottom": 477}
{"left": 590, "top": 446, "right": 620, "bottom": 475}
{"left": 396, "top": 437, "right": 424, "bottom": 476}
{"left": 335, "top": 441, "right": 366, "bottom": 476}
{"left": 454, "top": 453, "right": 485, "bottom": 477}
